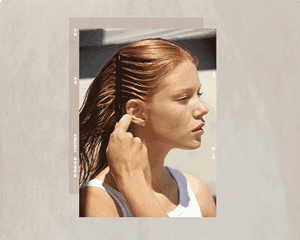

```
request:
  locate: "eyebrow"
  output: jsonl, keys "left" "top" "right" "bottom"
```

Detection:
{"left": 171, "top": 85, "right": 202, "bottom": 95}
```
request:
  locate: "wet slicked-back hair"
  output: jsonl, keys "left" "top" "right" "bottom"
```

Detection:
{"left": 79, "top": 38, "right": 198, "bottom": 186}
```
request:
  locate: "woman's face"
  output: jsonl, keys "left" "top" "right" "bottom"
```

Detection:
{"left": 144, "top": 60, "right": 209, "bottom": 150}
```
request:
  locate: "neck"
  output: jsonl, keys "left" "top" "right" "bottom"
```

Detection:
{"left": 134, "top": 124, "right": 173, "bottom": 193}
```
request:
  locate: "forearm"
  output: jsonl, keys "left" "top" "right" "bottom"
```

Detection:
{"left": 115, "top": 173, "right": 169, "bottom": 217}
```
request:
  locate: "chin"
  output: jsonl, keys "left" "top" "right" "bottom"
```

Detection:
{"left": 179, "top": 140, "right": 201, "bottom": 150}
{"left": 161, "top": 136, "right": 202, "bottom": 150}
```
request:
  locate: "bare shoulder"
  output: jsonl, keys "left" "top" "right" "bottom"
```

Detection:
{"left": 79, "top": 186, "right": 122, "bottom": 217}
{"left": 183, "top": 172, "right": 216, "bottom": 217}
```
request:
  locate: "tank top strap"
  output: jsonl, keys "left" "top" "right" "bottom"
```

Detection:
{"left": 165, "top": 166, "right": 202, "bottom": 217}
{"left": 80, "top": 179, "right": 133, "bottom": 217}
{"left": 165, "top": 166, "right": 190, "bottom": 208}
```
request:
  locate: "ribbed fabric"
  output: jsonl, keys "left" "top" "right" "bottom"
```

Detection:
{"left": 80, "top": 166, "right": 202, "bottom": 217}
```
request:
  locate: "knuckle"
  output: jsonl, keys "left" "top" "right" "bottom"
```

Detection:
{"left": 134, "top": 137, "right": 141, "bottom": 143}
{"left": 125, "top": 132, "right": 133, "bottom": 138}
{"left": 110, "top": 132, "right": 117, "bottom": 138}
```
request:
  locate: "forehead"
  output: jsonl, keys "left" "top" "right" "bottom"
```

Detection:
{"left": 157, "top": 61, "right": 200, "bottom": 93}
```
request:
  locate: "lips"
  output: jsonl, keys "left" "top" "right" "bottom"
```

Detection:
{"left": 192, "top": 122, "right": 205, "bottom": 132}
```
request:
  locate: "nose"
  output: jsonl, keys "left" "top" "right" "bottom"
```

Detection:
{"left": 192, "top": 99, "right": 209, "bottom": 119}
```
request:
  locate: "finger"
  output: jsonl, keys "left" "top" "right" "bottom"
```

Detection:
{"left": 134, "top": 137, "right": 141, "bottom": 143}
{"left": 114, "top": 114, "right": 132, "bottom": 133}
{"left": 125, "top": 132, "right": 134, "bottom": 139}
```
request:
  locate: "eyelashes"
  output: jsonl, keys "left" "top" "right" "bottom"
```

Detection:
{"left": 179, "top": 92, "right": 203, "bottom": 101}
{"left": 197, "top": 92, "right": 203, "bottom": 98}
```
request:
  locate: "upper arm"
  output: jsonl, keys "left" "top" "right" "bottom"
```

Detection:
{"left": 184, "top": 173, "right": 216, "bottom": 217}
{"left": 80, "top": 187, "right": 122, "bottom": 217}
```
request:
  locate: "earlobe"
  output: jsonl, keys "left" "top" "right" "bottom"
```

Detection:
{"left": 125, "top": 99, "right": 146, "bottom": 127}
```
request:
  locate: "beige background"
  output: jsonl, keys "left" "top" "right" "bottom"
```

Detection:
{"left": 1, "top": 1, "right": 300, "bottom": 240}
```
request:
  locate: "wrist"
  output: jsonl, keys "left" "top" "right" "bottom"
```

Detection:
{"left": 114, "top": 171, "right": 148, "bottom": 191}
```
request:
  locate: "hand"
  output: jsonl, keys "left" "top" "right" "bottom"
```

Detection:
{"left": 106, "top": 114, "right": 149, "bottom": 184}
{"left": 105, "top": 114, "right": 168, "bottom": 217}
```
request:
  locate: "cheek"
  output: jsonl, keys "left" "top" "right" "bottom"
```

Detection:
{"left": 150, "top": 105, "right": 186, "bottom": 133}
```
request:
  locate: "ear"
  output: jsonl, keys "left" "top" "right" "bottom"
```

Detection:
{"left": 125, "top": 99, "right": 147, "bottom": 127}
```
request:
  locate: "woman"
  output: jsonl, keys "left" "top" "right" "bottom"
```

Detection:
{"left": 79, "top": 38, "right": 216, "bottom": 217}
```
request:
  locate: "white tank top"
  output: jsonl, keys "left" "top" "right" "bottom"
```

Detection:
{"left": 80, "top": 166, "right": 202, "bottom": 217}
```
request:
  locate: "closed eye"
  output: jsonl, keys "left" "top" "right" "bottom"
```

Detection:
{"left": 178, "top": 95, "right": 190, "bottom": 101}
{"left": 178, "top": 92, "right": 203, "bottom": 102}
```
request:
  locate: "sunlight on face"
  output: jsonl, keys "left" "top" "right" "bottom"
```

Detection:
{"left": 145, "top": 61, "right": 209, "bottom": 150}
